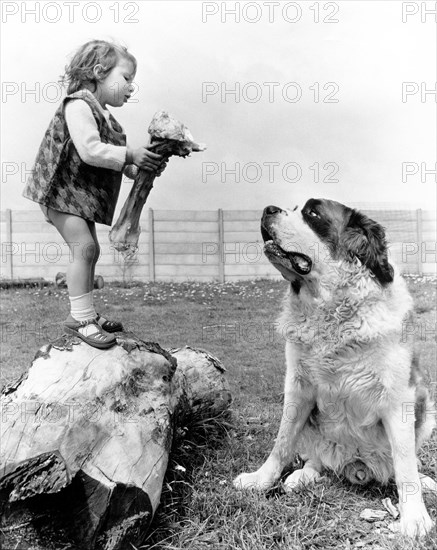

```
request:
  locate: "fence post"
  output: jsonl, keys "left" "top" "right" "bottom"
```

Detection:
{"left": 5, "top": 209, "right": 13, "bottom": 280}
{"left": 416, "top": 208, "right": 423, "bottom": 275}
{"left": 218, "top": 209, "right": 225, "bottom": 283}
{"left": 148, "top": 208, "right": 155, "bottom": 282}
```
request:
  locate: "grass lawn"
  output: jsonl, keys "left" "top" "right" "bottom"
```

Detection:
{"left": 0, "top": 276, "right": 436, "bottom": 549}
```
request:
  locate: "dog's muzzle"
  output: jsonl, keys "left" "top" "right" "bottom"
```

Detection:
{"left": 261, "top": 224, "right": 313, "bottom": 276}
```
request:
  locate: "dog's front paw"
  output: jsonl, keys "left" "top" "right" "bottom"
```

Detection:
{"left": 283, "top": 467, "right": 321, "bottom": 493}
{"left": 391, "top": 507, "right": 434, "bottom": 537}
{"left": 233, "top": 471, "right": 275, "bottom": 491}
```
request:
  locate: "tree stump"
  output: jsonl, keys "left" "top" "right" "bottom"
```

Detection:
{"left": 0, "top": 333, "right": 231, "bottom": 550}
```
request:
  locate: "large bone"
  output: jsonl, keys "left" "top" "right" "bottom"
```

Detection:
{"left": 109, "top": 111, "right": 206, "bottom": 257}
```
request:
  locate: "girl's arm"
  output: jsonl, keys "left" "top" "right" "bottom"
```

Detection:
{"left": 65, "top": 100, "right": 166, "bottom": 178}
{"left": 65, "top": 99, "right": 127, "bottom": 171}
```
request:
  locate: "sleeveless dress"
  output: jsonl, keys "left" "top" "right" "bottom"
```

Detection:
{"left": 23, "top": 89, "right": 127, "bottom": 226}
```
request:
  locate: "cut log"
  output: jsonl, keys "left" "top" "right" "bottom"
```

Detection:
{"left": 170, "top": 346, "right": 232, "bottom": 416}
{"left": 0, "top": 334, "right": 231, "bottom": 550}
{"left": 0, "top": 277, "right": 49, "bottom": 289}
{"left": 109, "top": 111, "right": 206, "bottom": 258}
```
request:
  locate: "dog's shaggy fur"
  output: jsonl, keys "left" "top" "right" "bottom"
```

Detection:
{"left": 234, "top": 199, "right": 436, "bottom": 537}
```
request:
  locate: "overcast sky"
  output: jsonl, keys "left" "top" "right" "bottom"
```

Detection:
{"left": 1, "top": 0, "right": 436, "bottom": 214}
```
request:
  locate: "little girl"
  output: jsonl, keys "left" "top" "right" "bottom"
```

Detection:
{"left": 23, "top": 40, "right": 166, "bottom": 349}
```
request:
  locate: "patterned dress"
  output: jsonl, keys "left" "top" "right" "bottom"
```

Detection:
{"left": 23, "top": 90, "right": 127, "bottom": 226}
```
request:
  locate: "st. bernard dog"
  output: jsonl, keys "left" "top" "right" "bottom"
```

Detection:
{"left": 234, "top": 199, "right": 436, "bottom": 537}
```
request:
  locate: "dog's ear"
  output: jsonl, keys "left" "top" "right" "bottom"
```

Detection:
{"left": 341, "top": 210, "right": 394, "bottom": 285}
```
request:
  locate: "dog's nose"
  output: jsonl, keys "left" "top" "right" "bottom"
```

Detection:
{"left": 264, "top": 205, "right": 283, "bottom": 216}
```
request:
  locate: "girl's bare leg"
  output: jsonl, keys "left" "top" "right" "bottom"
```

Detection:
{"left": 88, "top": 221, "right": 101, "bottom": 292}
{"left": 44, "top": 209, "right": 116, "bottom": 347}
{"left": 47, "top": 209, "right": 97, "bottom": 297}
{"left": 87, "top": 221, "right": 122, "bottom": 330}
{"left": 47, "top": 209, "right": 121, "bottom": 335}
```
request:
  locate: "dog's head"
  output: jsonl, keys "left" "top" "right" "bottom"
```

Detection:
{"left": 261, "top": 199, "right": 394, "bottom": 287}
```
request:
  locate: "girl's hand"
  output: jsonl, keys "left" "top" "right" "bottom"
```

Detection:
{"left": 129, "top": 146, "right": 163, "bottom": 172}
{"left": 146, "top": 143, "right": 168, "bottom": 176}
{"left": 155, "top": 158, "right": 168, "bottom": 178}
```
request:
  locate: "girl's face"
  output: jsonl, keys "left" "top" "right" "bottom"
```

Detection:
{"left": 94, "top": 57, "right": 135, "bottom": 108}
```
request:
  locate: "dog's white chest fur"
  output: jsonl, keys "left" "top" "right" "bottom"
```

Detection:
{"left": 279, "top": 267, "right": 415, "bottom": 475}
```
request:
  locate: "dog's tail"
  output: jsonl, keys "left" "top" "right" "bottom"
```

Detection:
{"left": 342, "top": 460, "right": 374, "bottom": 485}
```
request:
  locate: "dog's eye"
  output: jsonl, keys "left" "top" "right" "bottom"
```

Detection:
{"left": 308, "top": 209, "right": 319, "bottom": 218}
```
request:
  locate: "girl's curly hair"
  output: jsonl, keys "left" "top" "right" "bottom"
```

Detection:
{"left": 60, "top": 40, "right": 137, "bottom": 94}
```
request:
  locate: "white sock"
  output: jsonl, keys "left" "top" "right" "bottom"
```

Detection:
{"left": 70, "top": 292, "right": 97, "bottom": 322}
{"left": 69, "top": 292, "right": 100, "bottom": 336}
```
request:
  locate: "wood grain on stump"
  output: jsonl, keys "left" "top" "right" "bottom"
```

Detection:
{"left": 0, "top": 333, "right": 231, "bottom": 550}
